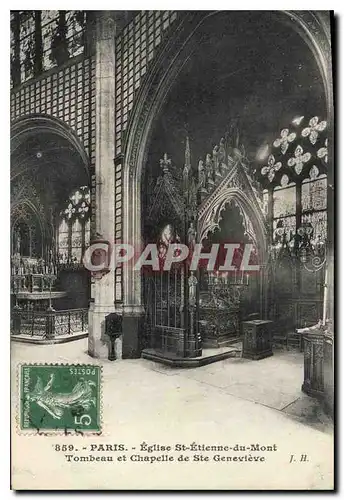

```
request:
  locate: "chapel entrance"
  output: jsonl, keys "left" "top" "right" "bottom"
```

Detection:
{"left": 141, "top": 132, "right": 267, "bottom": 361}
{"left": 11, "top": 116, "right": 90, "bottom": 340}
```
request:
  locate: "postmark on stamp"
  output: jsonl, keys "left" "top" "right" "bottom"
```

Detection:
{"left": 19, "top": 364, "right": 102, "bottom": 433}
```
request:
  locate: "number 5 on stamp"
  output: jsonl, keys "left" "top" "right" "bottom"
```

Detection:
{"left": 19, "top": 364, "right": 102, "bottom": 432}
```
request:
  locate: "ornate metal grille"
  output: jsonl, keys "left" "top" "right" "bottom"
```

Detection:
{"left": 11, "top": 308, "right": 88, "bottom": 337}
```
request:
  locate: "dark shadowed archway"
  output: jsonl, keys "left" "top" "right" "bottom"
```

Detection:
{"left": 122, "top": 10, "right": 333, "bottom": 320}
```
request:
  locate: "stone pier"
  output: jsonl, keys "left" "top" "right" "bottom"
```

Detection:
{"left": 88, "top": 12, "right": 117, "bottom": 359}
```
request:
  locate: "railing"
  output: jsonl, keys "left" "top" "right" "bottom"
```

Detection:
{"left": 11, "top": 308, "right": 88, "bottom": 338}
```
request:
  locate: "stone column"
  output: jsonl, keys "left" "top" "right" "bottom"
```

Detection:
{"left": 88, "top": 12, "right": 117, "bottom": 359}
{"left": 122, "top": 168, "right": 144, "bottom": 358}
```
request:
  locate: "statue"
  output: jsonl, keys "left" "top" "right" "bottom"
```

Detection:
{"left": 213, "top": 144, "right": 221, "bottom": 177}
{"left": 187, "top": 221, "right": 197, "bottom": 251}
{"left": 183, "top": 163, "right": 190, "bottom": 194}
{"left": 205, "top": 154, "right": 214, "bottom": 187}
{"left": 188, "top": 272, "right": 198, "bottom": 307}
{"left": 198, "top": 160, "right": 206, "bottom": 191}
{"left": 218, "top": 137, "right": 226, "bottom": 165}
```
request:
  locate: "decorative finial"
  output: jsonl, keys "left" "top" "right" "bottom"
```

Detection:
{"left": 160, "top": 153, "right": 171, "bottom": 174}
{"left": 183, "top": 135, "right": 191, "bottom": 192}
{"left": 184, "top": 135, "right": 191, "bottom": 169}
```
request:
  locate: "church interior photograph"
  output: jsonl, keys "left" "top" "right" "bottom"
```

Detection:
{"left": 10, "top": 10, "right": 334, "bottom": 425}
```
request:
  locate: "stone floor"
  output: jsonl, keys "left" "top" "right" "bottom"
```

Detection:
{"left": 11, "top": 339, "right": 334, "bottom": 490}
{"left": 11, "top": 331, "right": 88, "bottom": 344}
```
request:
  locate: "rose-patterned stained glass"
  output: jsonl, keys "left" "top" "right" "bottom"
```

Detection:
{"left": 301, "top": 211, "right": 327, "bottom": 242}
{"left": 261, "top": 154, "right": 282, "bottom": 182}
{"left": 273, "top": 128, "right": 296, "bottom": 155}
{"left": 78, "top": 201, "right": 89, "bottom": 218}
{"left": 69, "top": 186, "right": 90, "bottom": 205}
{"left": 301, "top": 176, "right": 327, "bottom": 212}
{"left": 64, "top": 202, "right": 76, "bottom": 219}
{"left": 301, "top": 116, "right": 327, "bottom": 145}
{"left": 317, "top": 138, "right": 328, "bottom": 163}
{"left": 70, "top": 190, "right": 83, "bottom": 205}
{"left": 273, "top": 186, "right": 296, "bottom": 218}
{"left": 287, "top": 145, "right": 312, "bottom": 175}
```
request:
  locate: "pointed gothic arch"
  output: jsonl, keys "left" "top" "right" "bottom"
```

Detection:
{"left": 122, "top": 10, "right": 332, "bottom": 314}
{"left": 199, "top": 189, "right": 267, "bottom": 263}
{"left": 11, "top": 112, "right": 91, "bottom": 272}
{"left": 11, "top": 114, "right": 90, "bottom": 178}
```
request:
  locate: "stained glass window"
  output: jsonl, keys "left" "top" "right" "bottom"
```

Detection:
{"left": 301, "top": 176, "right": 327, "bottom": 212}
{"left": 301, "top": 211, "right": 327, "bottom": 243}
{"left": 42, "top": 11, "right": 59, "bottom": 72}
{"left": 273, "top": 216, "right": 296, "bottom": 246}
{"left": 263, "top": 114, "right": 329, "bottom": 308}
{"left": 57, "top": 185, "right": 91, "bottom": 264}
{"left": 71, "top": 219, "right": 83, "bottom": 262}
{"left": 273, "top": 185, "right": 296, "bottom": 218}
{"left": 19, "top": 10, "right": 35, "bottom": 39}
{"left": 19, "top": 11, "right": 36, "bottom": 83}
{"left": 267, "top": 115, "right": 328, "bottom": 259}
{"left": 58, "top": 218, "right": 69, "bottom": 262}
{"left": 41, "top": 10, "right": 59, "bottom": 25}
{"left": 11, "top": 10, "right": 87, "bottom": 87}
{"left": 66, "top": 11, "right": 85, "bottom": 58}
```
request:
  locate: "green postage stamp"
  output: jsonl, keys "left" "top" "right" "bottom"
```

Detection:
{"left": 19, "top": 364, "right": 102, "bottom": 433}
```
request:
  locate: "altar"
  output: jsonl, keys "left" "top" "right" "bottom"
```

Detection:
{"left": 11, "top": 253, "right": 66, "bottom": 309}
{"left": 10, "top": 223, "right": 87, "bottom": 340}
{"left": 199, "top": 270, "right": 248, "bottom": 347}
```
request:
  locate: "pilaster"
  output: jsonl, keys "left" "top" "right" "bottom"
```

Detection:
{"left": 88, "top": 11, "right": 117, "bottom": 358}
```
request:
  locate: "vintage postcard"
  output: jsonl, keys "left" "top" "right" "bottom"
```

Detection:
{"left": 10, "top": 9, "right": 334, "bottom": 490}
